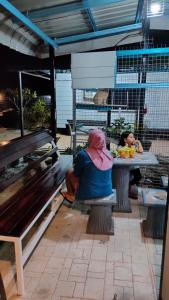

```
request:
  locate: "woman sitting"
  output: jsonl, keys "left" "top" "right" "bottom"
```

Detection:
{"left": 60, "top": 129, "right": 113, "bottom": 203}
{"left": 118, "top": 131, "right": 143, "bottom": 199}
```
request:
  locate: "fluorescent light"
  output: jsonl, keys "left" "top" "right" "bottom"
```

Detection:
{"left": 150, "top": 3, "right": 161, "bottom": 15}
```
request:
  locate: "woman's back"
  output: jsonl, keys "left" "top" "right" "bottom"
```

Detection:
{"left": 74, "top": 150, "right": 112, "bottom": 201}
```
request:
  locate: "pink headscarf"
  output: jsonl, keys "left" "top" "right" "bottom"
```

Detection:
{"left": 86, "top": 129, "right": 113, "bottom": 171}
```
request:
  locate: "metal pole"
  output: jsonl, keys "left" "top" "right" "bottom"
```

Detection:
{"left": 49, "top": 45, "right": 57, "bottom": 144}
{"left": 18, "top": 71, "right": 24, "bottom": 137}
{"left": 107, "top": 89, "right": 112, "bottom": 150}
{"left": 138, "top": 0, "right": 149, "bottom": 141}
{"left": 72, "top": 89, "right": 76, "bottom": 157}
{"left": 107, "top": 89, "right": 112, "bottom": 127}
{"left": 159, "top": 178, "right": 169, "bottom": 300}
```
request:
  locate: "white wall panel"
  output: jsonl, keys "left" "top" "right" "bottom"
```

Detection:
{"left": 71, "top": 51, "right": 116, "bottom": 89}
{"left": 56, "top": 73, "right": 72, "bottom": 128}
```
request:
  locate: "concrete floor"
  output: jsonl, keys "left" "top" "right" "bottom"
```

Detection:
{"left": 0, "top": 197, "right": 162, "bottom": 300}
{"left": 0, "top": 128, "right": 163, "bottom": 300}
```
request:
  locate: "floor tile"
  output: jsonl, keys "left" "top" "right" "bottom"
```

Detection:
{"left": 91, "top": 247, "right": 107, "bottom": 261}
{"left": 54, "top": 281, "right": 75, "bottom": 297}
{"left": 73, "top": 282, "right": 85, "bottom": 298}
{"left": 115, "top": 266, "right": 133, "bottom": 281}
{"left": 84, "top": 278, "right": 104, "bottom": 299}
{"left": 104, "top": 285, "right": 123, "bottom": 300}
{"left": 88, "top": 260, "right": 105, "bottom": 273}
{"left": 69, "top": 263, "right": 88, "bottom": 277}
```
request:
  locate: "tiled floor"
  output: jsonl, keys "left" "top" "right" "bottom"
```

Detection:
{"left": 0, "top": 196, "right": 162, "bottom": 300}
{"left": 0, "top": 129, "right": 163, "bottom": 300}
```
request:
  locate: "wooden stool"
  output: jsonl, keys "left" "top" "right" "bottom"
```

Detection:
{"left": 84, "top": 190, "right": 117, "bottom": 235}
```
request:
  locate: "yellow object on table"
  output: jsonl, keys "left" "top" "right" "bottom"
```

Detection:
{"left": 118, "top": 147, "right": 128, "bottom": 158}
{"left": 129, "top": 146, "right": 135, "bottom": 158}
{"left": 118, "top": 146, "right": 135, "bottom": 159}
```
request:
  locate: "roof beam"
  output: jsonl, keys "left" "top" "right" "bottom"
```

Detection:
{"left": 85, "top": 8, "right": 97, "bottom": 31}
{"left": 117, "top": 47, "right": 169, "bottom": 56}
{"left": 56, "top": 23, "right": 142, "bottom": 45}
{"left": 27, "top": 0, "right": 127, "bottom": 20}
{"left": 135, "top": 0, "right": 144, "bottom": 23}
{"left": 0, "top": 0, "right": 57, "bottom": 48}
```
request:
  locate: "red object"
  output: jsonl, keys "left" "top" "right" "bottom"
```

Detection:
{"left": 143, "top": 106, "right": 147, "bottom": 114}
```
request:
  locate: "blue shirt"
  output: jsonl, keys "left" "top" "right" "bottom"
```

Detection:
{"left": 73, "top": 150, "right": 112, "bottom": 201}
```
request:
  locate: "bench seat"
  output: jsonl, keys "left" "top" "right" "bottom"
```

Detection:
{"left": 84, "top": 190, "right": 117, "bottom": 235}
{"left": 142, "top": 188, "right": 167, "bottom": 239}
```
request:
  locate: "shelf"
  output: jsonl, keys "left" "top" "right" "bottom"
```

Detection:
{"left": 76, "top": 103, "right": 112, "bottom": 111}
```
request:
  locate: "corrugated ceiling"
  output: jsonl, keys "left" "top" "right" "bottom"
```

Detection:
{"left": 0, "top": 0, "right": 144, "bottom": 57}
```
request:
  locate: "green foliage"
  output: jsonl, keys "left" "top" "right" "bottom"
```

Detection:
{"left": 5, "top": 88, "right": 50, "bottom": 129}
{"left": 24, "top": 99, "right": 50, "bottom": 129}
{"left": 107, "top": 117, "right": 134, "bottom": 141}
{"left": 5, "top": 88, "right": 37, "bottom": 111}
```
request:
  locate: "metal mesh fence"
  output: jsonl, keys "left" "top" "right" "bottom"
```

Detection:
{"left": 73, "top": 48, "right": 169, "bottom": 190}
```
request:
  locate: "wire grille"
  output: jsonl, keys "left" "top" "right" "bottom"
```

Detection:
{"left": 73, "top": 48, "right": 169, "bottom": 189}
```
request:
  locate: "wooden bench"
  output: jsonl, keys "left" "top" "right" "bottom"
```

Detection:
{"left": 84, "top": 190, "right": 117, "bottom": 235}
{"left": 0, "top": 130, "right": 72, "bottom": 295}
{"left": 142, "top": 188, "right": 167, "bottom": 239}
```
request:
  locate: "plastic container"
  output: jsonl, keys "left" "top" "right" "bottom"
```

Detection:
{"left": 118, "top": 147, "right": 128, "bottom": 158}
{"left": 129, "top": 146, "right": 135, "bottom": 158}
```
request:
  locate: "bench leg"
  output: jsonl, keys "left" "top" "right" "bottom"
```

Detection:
{"left": 14, "top": 238, "right": 24, "bottom": 295}
{"left": 86, "top": 205, "right": 114, "bottom": 235}
{"left": 0, "top": 273, "right": 7, "bottom": 300}
{"left": 142, "top": 206, "right": 165, "bottom": 239}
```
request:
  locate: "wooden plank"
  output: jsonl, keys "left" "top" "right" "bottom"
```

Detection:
{"left": 0, "top": 155, "right": 72, "bottom": 237}
{"left": 0, "top": 130, "right": 53, "bottom": 168}
{"left": 0, "top": 146, "right": 57, "bottom": 191}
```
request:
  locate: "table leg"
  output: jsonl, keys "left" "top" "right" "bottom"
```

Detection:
{"left": 112, "top": 166, "right": 131, "bottom": 212}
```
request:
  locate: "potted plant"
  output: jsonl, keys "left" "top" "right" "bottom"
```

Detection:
{"left": 107, "top": 117, "right": 134, "bottom": 144}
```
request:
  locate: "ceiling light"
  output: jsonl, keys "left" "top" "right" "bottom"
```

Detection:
{"left": 150, "top": 3, "right": 161, "bottom": 14}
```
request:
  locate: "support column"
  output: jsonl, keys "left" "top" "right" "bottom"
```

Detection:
{"left": 49, "top": 46, "right": 57, "bottom": 144}
{"left": 72, "top": 89, "right": 76, "bottom": 157}
{"left": 107, "top": 89, "right": 112, "bottom": 150}
{"left": 18, "top": 72, "right": 24, "bottom": 137}
{"left": 159, "top": 181, "right": 169, "bottom": 300}
{"left": 138, "top": 0, "right": 149, "bottom": 141}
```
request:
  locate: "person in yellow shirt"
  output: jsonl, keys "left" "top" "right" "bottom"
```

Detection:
{"left": 118, "top": 131, "right": 143, "bottom": 198}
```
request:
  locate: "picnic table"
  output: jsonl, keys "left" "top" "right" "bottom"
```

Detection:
{"left": 112, "top": 152, "right": 159, "bottom": 212}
